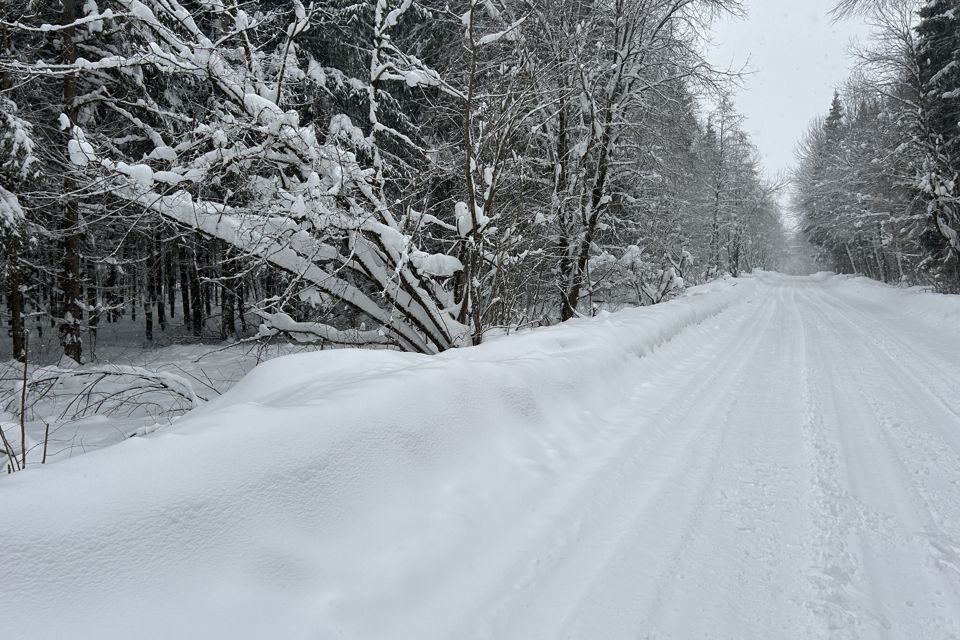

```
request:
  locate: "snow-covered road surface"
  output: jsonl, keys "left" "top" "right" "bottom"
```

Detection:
{"left": 3, "top": 273, "right": 960, "bottom": 639}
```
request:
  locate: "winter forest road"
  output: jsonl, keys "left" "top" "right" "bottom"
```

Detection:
{"left": 444, "top": 274, "right": 960, "bottom": 640}
{"left": 4, "top": 274, "right": 960, "bottom": 640}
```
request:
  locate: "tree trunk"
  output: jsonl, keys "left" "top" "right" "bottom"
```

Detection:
{"left": 190, "top": 240, "right": 203, "bottom": 337}
{"left": 554, "top": 100, "right": 574, "bottom": 320}
{"left": 179, "top": 243, "right": 192, "bottom": 332}
{"left": 203, "top": 239, "right": 213, "bottom": 318}
{"left": 562, "top": 108, "right": 614, "bottom": 321}
{"left": 845, "top": 244, "right": 857, "bottom": 274}
{"left": 166, "top": 241, "right": 176, "bottom": 319}
{"left": 7, "top": 259, "right": 25, "bottom": 362}
{"left": 59, "top": 0, "right": 83, "bottom": 363}
{"left": 154, "top": 236, "right": 166, "bottom": 331}
{"left": 237, "top": 275, "right": 247, "bottom": 334}
{"left": 220, "top": 247, "right": 236, "bottom": 341}
{"left": 86, "top": 269, "right": 98, "bottom": 360}
{"left": 144, "top": 243, "right": 155, "bottom": 342}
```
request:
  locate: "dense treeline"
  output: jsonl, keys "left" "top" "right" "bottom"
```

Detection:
{"left": 796, "top": 0, "right": 960, "bottom": 291}
{"left": 1, "top": 0, "right": 787, "bottom": 362}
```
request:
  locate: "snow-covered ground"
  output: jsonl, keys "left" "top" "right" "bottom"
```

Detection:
{"left": 2, "top": 272, "right": 960, "bottom": 639}
{"left": 0, "top": 341, "right": 318, "bottom": 466}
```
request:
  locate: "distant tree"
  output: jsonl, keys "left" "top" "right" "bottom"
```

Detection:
{"left": 825, "top": 90, "right": 845, "bottom": 137}
{"left": 799, "top": 1, "right": 960, "bottom": 290}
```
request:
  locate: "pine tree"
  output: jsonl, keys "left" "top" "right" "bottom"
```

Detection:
{"left": 797, "top": 94, "right": 853, "bottom": 273}
{"left": 825, "top": 90, "right": 845, "bottom": 140}
{"left": 916, "top": 0, "right": 960, "bottom": 275}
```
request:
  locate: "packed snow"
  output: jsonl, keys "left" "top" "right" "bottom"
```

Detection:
{"left": 2, "top": 273, "right": 960, "bottom": 639}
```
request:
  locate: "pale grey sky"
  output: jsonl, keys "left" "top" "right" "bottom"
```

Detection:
{"left": 708, "top": 2, "right": 872, "bottom": 182}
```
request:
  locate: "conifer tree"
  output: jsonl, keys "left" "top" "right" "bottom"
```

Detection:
{"left": 916, "top": 0, "right": 960, "bottom": 272}
{"left": 917, "top": 0, "right": 960, "bottom": 163}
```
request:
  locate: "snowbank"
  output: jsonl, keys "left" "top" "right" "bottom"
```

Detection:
{"left": 821, "top": 272, "right": 960, "bottom": 330}
{"left": 3, "top": 278, "right": 754, "bottom": 639}
{"left": 752, "top": 270, "right": 960, "bottom": 331}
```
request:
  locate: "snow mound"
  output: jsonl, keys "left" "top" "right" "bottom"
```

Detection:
{"left": 829, "top": 272, "right": 960, "bottom": 329}
{"left": 1, "top": 278, "right": 752, "bottom": 639}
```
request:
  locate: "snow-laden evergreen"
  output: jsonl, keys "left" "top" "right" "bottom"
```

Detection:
{"left": 796, "top": 0, "right": 960, "bottom": 290}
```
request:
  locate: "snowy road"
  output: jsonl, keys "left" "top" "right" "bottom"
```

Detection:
{"left": 3, "top": 274, "right": 960, "bottom": 639}
{"left": 440, "top": 275, "right": 960, "bottom": 640}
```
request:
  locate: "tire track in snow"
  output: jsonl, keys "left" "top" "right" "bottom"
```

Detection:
{"left": 787, "top": 282, "right": 879, "bottom": 640}
{"left": 820, "top": 288, "right": 960, "bottom": 442}
{"left": 822, "top": 309, "right": 960, "bottom": 635}
{"left": 800, "top": 286, "right": 960, "bottom": 640}
{"left": 546, "top": 281, "right": 805, "bottom": 639}
{"left": 816, "top": 290, "right": 960, "bottom": 537}
{"left": 454, "top": 290, "right": 781, "bottom": 639}
{"left": 621, "top": 281, "right": 812, "bottom": 639}
{"left": 802, "top": 291, "right": 900, "bottom": 639}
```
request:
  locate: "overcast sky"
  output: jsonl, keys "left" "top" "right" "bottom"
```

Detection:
{"left": 708, "top": 2, "right": 872, "bottom": 185}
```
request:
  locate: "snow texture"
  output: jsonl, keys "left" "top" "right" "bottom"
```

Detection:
{"left": 2, "top": 273, "right": 960, "bottom": 639}
{"left": 67, "top": 128, "right": 95, "bottom": 166}
{"left": 409, "top": 250, "right": 463, "bottom": 277}
{"left": 476, "top": 17, "right": 526, "bottom": 46}
{"left": 0, "top": 186, "right": 24, "bottom": 229}
{"left": 455, "top": 200, "right": 489, "bottom": 237}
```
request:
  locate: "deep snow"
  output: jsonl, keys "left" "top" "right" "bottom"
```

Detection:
{"left": 2, "top": 273, "right": 960, "bottom": 639}
{"left": 0, "top": 341, "right": 322, "bottom": 467}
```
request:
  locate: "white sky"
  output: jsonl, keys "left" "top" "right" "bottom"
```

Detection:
{"left": 708, "top": 2, "right": 872, "bottom": 183}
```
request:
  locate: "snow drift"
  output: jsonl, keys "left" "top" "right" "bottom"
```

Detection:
{"left": 1, "top": 278, "right": 753, "bottom": 639}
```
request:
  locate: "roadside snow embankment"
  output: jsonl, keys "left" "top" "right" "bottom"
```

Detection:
{"left": 0, "top": 278, "right": 753, "bottom": 640}
{"left": 819, "top": 272, "right": 960, "bottom": 330}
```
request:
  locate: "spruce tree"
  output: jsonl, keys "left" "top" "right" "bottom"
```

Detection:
{"left": 916, "top": 0, "right": 960, "bottom": 276}
{"left": 917, "top": 0, "right": 960, "bottom": 164}
{"left": 824, "top": 90, "right": 845, "bottom": 140}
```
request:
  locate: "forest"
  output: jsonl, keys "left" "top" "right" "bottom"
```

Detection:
{"left": 795, "top": 0, "right": 960, "bottom": 291}
{"left": 1, "top": 0, "right": 788, "bottom": 363}
{"left": 3, "top": 2, "right": 960, "bottom": 636}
